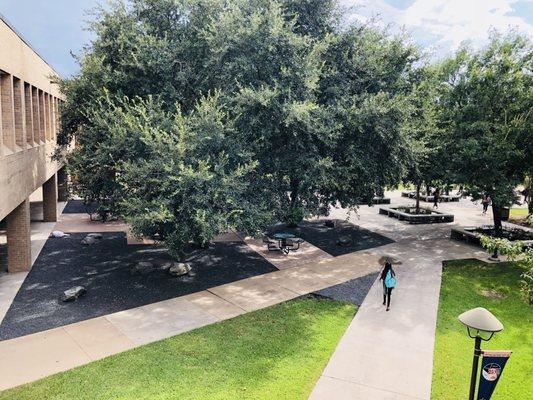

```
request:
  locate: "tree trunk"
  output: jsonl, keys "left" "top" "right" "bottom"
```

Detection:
{"left": 287, "top": 177, "right": 301, "bottom": 227}
{"left": 290, "top": 178, "right": 299, "bottom": 208}
{"left": 526, "top": 180, "right": 533, "bottom": 214}
{"left": 416, "top": 183, "right": 421, "bottom": 214}
{"left": 492, "top": 204, "right": 503, "bottom": 238}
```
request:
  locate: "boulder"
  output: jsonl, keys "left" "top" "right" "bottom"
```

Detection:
{"left": 81, "top": 233, "right": 104, "bottom": 245}
{"left": 60, "top": 286, "right": 86, "bottom": 302}
{"left": 86, "top": 233, "right": 104, "bottom": 239}
{"left": 50, "top": 230, "right": 70, "bottom": 238}
{"left": 130, "top": 261, "right": 156, "bottom": 276}
{"left": 337, "top": 236, "right": 353, "bottom": 247}
{"left": 167, "top": 262, "right": 192, "bottom": 277}
{"left": 81, "top": 236, "right": 98, "bottom": 245}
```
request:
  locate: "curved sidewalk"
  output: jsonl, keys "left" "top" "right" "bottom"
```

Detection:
{"left": 309, "top": 194, "right": 493, "bottom": 400}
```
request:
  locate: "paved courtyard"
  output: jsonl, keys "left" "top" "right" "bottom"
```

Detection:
{"left": 0, "top": 191, "right": 516, "bottom": 396}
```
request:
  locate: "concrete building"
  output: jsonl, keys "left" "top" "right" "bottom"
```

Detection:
{"left": 0, "top": 13, "right": 66, "bottom": 273}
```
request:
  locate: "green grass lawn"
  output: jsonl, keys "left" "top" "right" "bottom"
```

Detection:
{"left": 0, "top": 296, "right": 355, "bottom": 400}
{"left": 509, "top": 207, "right": 528, "bottom": 217}
{"left": 432, "top": 260, "right": 532, "bottom": 399}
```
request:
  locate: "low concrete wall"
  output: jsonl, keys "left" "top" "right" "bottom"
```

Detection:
{"left": 379, "top": 206, "right": 454, "bottom": 224}
{"left": 372, "top": 197, "right": 391, "bottom": 205}
{"left": 401, "top": 191, "right": 460, "bottom": 202}
{"left": 450, "top": 226, "right": 533, "bottom": 248}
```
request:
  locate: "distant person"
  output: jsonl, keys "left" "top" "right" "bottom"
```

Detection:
{"left": 380, "top": 262, "right": 396, "bottom": 311}
{"left": 522, "top": 188, "right": 529, "bottom": 204}
{"left": 482, "top": 194, "right": 491, "bottom": 214}
{"left": 433, "top": 187, "right": 440, "bottom": 208}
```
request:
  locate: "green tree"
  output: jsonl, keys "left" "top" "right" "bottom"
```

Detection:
{"left": 200, "top": 0, "right": 335, "bottom": 224}
{"left": 438, "top": 33, "right": 533, "bottom": 235}
{"left": 121, "top": 94, "right": 275, "bottom": 257}
{"left": 403, "top": 66, "right": 448, "bottom": 212}
{"left": 280, "top": 0, "right": 338, "bottom": 38}
{"left": 318, "top": 26, "right": 418, "bottom": 205}
{"left": 58, "top": 0, "right": 418, "bottom": 254}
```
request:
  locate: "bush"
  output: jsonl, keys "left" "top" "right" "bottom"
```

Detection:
{"left": 480, "top": 235, "right": 533, "bottom": 304}
{"left": 521, "top": 267, "right": 533, "bottom": 304}
{"left": 284, "top": 206, "right": 306, "bottom": 227}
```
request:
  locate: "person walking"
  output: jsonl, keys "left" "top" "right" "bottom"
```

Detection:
{"left": 522, "top": 188, "right": 529, "bottom": 204}
{"left": 482, "top": 194, "right": 491, "bottom": 214}
{"left": 433, "top": 187, "right": 440, "bottom": 208}
{"left": 380, "top": 262, "right": 396, "bottom": 311}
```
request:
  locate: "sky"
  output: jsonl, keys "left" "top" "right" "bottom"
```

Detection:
{"left": 1, "top": 0, "right": 532, "bottom": 77}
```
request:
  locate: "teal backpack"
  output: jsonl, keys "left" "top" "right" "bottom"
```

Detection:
{"left": 385, "top": 270, "right": 397, "bottom": 288}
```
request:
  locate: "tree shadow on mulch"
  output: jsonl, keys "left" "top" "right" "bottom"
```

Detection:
{"left": 268, "top": 219, "right": 394, "bottom": 257}
{"left": 0, "top": 232, "right": 277, "bottom": 340}
{"left": 62, "top": 199, "right": 97, "bottom": 214}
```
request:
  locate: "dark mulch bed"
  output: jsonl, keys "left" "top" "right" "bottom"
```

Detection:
{"left": 313, "top": 272, "right": 380, "bottom": 306}
{"left": 0, "top": 232, "right": 277, "bottom": 340}
{"left": 62, "top": 199, "right": 97, "bottom": 214}
{"left": 268, "top": 219, "right": 394, "bottom": 257}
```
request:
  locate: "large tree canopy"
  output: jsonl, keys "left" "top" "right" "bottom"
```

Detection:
{"left": 401, "top": 65, "right": 449, "bottom": 211}
{"left": 58, "top": 0, "right": 419, "bottom": 256}
{"left": 436, "top": 33, "right": 533, "bottom": 234}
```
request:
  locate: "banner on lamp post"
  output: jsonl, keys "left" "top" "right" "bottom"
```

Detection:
{"left": 477, "top": 350, "right": 512, "bottom": 400}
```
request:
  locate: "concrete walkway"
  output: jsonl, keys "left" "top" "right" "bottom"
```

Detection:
{"left": 309, "top": 239, "right": 486, "bottom": 400}
{"left": 308, "top": 192, "right": 497, "bottom": 400}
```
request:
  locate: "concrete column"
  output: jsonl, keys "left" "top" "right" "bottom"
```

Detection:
{"left": 6, "top": 199, "right": 31, "bottom": 273}
{"left": 13, "top": 77, "right": 25, "bottom": 149}
{"left": 57, "top": 168, "right": 68, "bottom": 202}
{"left": 24, "top": 82, "right": 33, "bottom": 147}
{"left": 38, "top": 90, "right": 45, "bottom": 142}
{"left": 31, "top": 86, "right": 40, "bottom": 143}
{"left": 0, "top": 72, "right": 16, "bottom": 151}
{"left": 42, "top": 174, "right": 58, "bottom": 222}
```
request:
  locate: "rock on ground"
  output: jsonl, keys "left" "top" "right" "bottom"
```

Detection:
{"left": 81, "top": 236, "right": 98, "bottom": 245}
{"left": 337, "top": 236, "right": 353, "bottom": 246}
{"left": 167, "top": 262, "right": 192, "bottom": 277}
{"left": 81, "top": 233, "right": 104, "bottom": 245}
{"left": 130, "top": 261, "right": 157, "bottom": 276}
{"left": 50, "top": 230, "right": 70, "bottom": 238}
{"left": 60, "top": 286, "right": 87, "bottom": 302}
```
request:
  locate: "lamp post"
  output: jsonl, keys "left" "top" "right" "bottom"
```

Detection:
{"left": 458, "top": 307, "right": 504, "bottom": 400}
